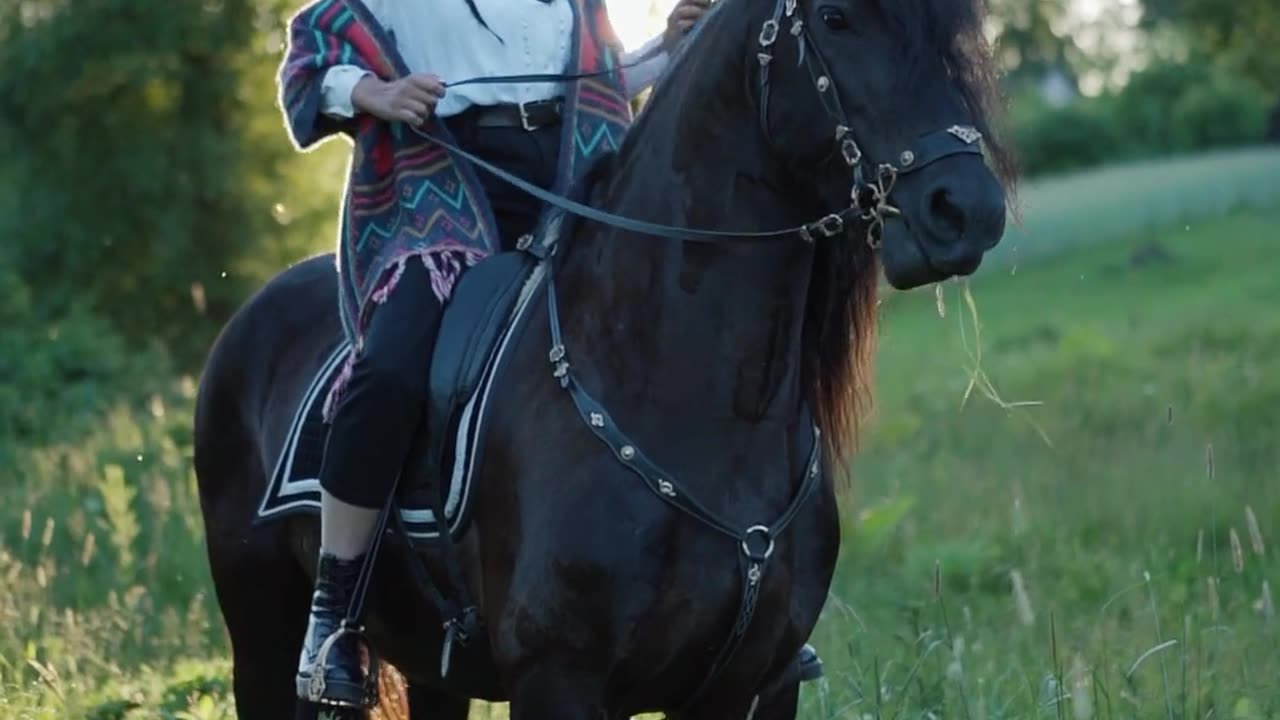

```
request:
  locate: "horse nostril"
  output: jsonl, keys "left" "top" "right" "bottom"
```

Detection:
{"left": 928, "top": 186, "right": 968, "bottom": 238}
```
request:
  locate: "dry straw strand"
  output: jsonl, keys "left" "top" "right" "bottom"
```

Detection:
{"left": 80, "top": 532, "right": 96, "bottom": 567}
{"left": 1070, "top": 654, "right": 1093, "bottom": 720}
{"left": 1244, "top": 506, "right": 1265, "bottom": 556}
{"left": 1011, "top": 569, "right": 1035, "bottom": 626}
{"left": 1125, "top": 639, "right": 1179, "bottom": 680}
{"left": 40, "top": 517, "right": 55, "bottom": 549}
{"left": 955, "top": 281, "right": 1050, "bottom": 446}
{"left": 1206, "top": 577, "right": 1220, "bottom": 621}
{"left": 1257, "top": 580, "right": 1274, "bottom": 620}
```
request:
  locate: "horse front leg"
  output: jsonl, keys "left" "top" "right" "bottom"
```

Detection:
{"left": 406, "top": 681, "right": 472, "bottom": 720}
{"left": 506, "top": 664, "right": 612, "bottom": 720}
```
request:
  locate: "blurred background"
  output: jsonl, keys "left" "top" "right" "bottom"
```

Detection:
{"left": 0, "top": 0, "right": 1276, "bottom": 717}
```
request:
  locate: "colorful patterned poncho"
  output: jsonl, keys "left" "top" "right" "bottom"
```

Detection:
{"left": 278, "top": 0, "right": 633, "bottom": 419}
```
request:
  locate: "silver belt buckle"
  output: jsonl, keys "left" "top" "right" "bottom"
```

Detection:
{"left": 519, "top": 102, "right": 537, "bottom": 132}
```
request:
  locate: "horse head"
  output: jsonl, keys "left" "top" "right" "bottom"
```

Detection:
{"left": 731, "top": 0, "right": 1017, "bottom": 289}
{"left": 635, "top": 0, "right": 1018, "bottom": 461}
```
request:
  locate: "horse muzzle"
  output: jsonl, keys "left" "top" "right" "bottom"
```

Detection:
{"left": 878, "top": 154, "right": 1007, "bottom": 290}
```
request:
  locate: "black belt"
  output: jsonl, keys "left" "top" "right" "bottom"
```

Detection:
{"left": 466, "top": 98, "right": 564, "bottom": 131}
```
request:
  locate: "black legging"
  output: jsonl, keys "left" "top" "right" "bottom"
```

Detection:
{"left": 319, "top": 117, "right": 561, "bottom": 509}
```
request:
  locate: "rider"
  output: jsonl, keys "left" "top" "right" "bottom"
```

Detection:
{"left": 279, "top": 0, "right": 820, "bottom": 708}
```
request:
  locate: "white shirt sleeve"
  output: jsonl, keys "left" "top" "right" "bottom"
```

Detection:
{"left": 621, "top": 34, "right": 670, "bottom": 101}
{"left": 318, "top": 0, "right": 387, "bottom": 118}
{"left": 321, "top": 65, "right": 373, "bottom": 118}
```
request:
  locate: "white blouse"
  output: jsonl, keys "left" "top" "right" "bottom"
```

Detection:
{"left": 320, "top": 0, "right": 670, "bottom": 119}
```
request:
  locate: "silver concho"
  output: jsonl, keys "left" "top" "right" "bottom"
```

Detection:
{"left": 947, "top": 124, "right": 983, "bottom": 145}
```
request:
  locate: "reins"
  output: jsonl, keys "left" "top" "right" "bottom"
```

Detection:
{"left": 407, "top": 14, "right": 870, "bottom": 245}
{"left": 407, "top": 124, "right": 857, "bottom": 244}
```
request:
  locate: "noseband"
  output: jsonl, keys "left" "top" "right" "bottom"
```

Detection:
{"left": 756, "top": 0, "right": 986, "bottom": 247}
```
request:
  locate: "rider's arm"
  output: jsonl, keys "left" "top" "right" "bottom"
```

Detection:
{"left": 318, "top": 0, "right": 388, "bottom": 118}
{"left": 620, "top": 34, "right": 670, "bottom": 101}
{"left": 321, "top": 66, "right": 374, "bottom": 118}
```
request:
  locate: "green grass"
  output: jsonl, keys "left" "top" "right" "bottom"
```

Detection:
{"left": 2, "top": 165, "right": 1279, "bottom": 717}
{"left": 991, "top": 146, "right": 1280, "bottom": 270}
{"left": 802, "top": 203, "right": 1280, "bottom": 719}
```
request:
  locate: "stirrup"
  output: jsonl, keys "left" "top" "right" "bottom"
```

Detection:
{"left": 797, "top": 643, "right": 824, "bottom": 682}
{"left": 299, "top": 621, "right": 382, "bottom": 709}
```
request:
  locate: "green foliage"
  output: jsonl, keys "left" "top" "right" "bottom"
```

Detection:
{"left": 802, "top": 204, "right": 1280, "bottom": 718}
{"left": 1012, "top": 60, "right": 1271, "bottom": 176}
{"left": 1110, "top": 60, "right": 1269, "bottom": 154}
{"left": 1141, "top": 0, "right": 1280, "bottom": 100}
{"left": 0, "top": 243, "right": 175, "bottom": 473}
{"left": 0, "top": 0, "right": 340, "bottom": 369}
{"left": 1171, "top": 75, "right": 1272, "bottom": 150}
{"left": 985, "top": 0, "right": 1075, "bottom": 85}
{"left": 1012, "top": 95, "right": 1125, "bottom": 176}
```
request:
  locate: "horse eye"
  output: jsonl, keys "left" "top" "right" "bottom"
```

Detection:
{"left": 820, "top": 7, "right": 850, "bottom": 31}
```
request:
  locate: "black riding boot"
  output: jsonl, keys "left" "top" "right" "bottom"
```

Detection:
{"left": 296, "top": 552, "right": 378, "bottom": 708}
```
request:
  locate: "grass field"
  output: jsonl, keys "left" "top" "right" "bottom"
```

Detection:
{"left": 987, "top": 146, "right": 1280, "bottom": 271}
{"left": 802, "top": 203, "right": 1280, "bottom": 720}
{"left": 2, "top": 158, "right": 1278, "bottom": 718}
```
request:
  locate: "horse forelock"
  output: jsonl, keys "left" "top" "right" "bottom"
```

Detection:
{"left": 874, "top": 0, "right": 1021, "bottom": 197}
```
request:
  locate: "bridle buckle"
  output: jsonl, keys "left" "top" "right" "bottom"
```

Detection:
{"left": 758, "top": 19, "right": 780, "bottom": 47}
{"left": 841, "top": 138, "right": 862, "bottom": 167}
{"left": 798, "top": 211, "right": 839, "bottom": 242}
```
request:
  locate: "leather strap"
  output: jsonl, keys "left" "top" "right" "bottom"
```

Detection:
{"left": 409, "top": 124, "right": 856, "bottom": 244}
{"left": 466, "top": 98, "right": 564, "bottom": 131}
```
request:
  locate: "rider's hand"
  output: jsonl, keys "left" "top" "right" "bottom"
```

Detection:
{"left": 664, "top": 0, "right": 711, "bottom": 52}
{"left": 352, "top": 74, "right": 446, "bottom": 125}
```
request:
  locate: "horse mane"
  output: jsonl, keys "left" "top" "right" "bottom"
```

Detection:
{"left": 609, "top": 0, "right": 1018, "bottom": 468}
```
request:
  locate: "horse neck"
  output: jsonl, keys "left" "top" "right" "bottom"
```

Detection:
{"left": 555, "top": 49, "right": 816, "bottom": 425}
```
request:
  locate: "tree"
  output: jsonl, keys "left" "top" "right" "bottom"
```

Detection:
{"left": 1141, "top": 0, "right": 1280, "bottom": 99}
{"left": 0, "top": 0, "right": 340, "bottom": 368}
{"left": 985, "top": 0, "right": 1078, "bottom": 91}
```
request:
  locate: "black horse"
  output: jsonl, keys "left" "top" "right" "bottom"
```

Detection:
{"left": 194, "top": 0, "right": 1016, "bottom": 717}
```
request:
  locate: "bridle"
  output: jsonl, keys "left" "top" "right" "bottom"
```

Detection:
{"left": 754, "top": 0, "right": 987, "bottom": 247}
